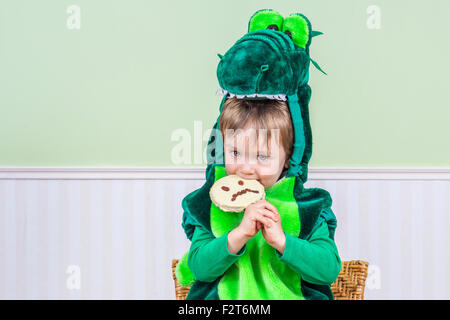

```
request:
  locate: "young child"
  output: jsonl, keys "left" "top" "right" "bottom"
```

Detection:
{"left": 182, "top": 97, "right": 341, "bottom": 299}
{"left": 177, "top": 9, "right": 340, "bottom": 300}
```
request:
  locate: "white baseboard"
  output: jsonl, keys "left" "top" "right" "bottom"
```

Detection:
{"left": 1, "top": 166, "right": 450, "bottom": 180}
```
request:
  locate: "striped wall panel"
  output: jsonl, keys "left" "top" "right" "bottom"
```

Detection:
{"left": 1, "top": 171, "right": 449, "bottom": 299}
{"left": 304, "top": 179, "right": 450, "bottom": 299}
{"left": 0, "top": 179, "right": 203, "bottom": 299}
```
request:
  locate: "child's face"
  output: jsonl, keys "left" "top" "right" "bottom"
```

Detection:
{"left": 223, "top": 125, "right": 290, "bottom": 189}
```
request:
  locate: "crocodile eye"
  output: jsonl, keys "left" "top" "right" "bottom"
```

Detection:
{"left": 282, "top": 13, "right": 312, "bottom": 49}
{"left": 248, "top": 9, "right": 283, "bottom": 33}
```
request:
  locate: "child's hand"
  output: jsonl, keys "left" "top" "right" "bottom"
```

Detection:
{"left": 259, "top": 205, "right": 286, "bottom": 254}
{"left": 237, "top": 199, "right": 280, "bottom": 239}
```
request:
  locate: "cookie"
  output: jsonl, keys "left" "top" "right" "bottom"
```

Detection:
{"left": 209, "top": 175, "right": 265, "bottom": 212}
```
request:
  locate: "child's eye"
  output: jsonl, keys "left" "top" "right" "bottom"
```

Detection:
{"left": 231, "top": 150, "right": 240, "bottom": 157}
{"left": 257, "top": 154, "right": 270, "bottom": 161}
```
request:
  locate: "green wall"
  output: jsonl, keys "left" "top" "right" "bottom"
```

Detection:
{"left": 1, "top": 0, "right": 449, "bottom": 167}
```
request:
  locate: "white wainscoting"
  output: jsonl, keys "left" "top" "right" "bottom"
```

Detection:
{"left": 0, "top": 167, "right": 449, "bottom": 300}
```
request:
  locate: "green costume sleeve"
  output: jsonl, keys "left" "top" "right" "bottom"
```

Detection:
{"left": 276, "top": 221, "right": 341, "bottom": 285}
{"left": 188, "top": 226, "right": 246, "bottom": 283}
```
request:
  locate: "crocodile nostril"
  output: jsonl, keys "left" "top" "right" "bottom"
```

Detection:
{"left": 260, "top": 64, "right": 269, "bottom": 72}
{"left": 266, "top": 24, "right": 279, "bottom": 31}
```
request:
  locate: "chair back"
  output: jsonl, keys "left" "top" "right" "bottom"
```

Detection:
{"left": 330, "top": 260, "right": 369, "bottom": 300}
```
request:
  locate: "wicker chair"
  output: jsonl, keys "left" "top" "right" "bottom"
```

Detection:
{"left": 172, "top": 259, "right": 369, "bottom": 300}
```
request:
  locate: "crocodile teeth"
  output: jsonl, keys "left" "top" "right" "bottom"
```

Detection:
{"left": 216, "top": 87, "right": 287, "bottom": 101}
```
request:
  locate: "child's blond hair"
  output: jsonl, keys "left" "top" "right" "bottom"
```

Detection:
{"left": 219, "top": 97, "right": 294, "bottom": 159}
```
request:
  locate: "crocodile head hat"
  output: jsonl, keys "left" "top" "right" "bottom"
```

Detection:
{"left": 178, "top": 9, "right": 338, "bottom": 300}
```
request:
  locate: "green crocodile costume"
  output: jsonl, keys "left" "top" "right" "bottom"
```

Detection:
{"left": 176, "top": 9, "right": 339, "bottom": 300}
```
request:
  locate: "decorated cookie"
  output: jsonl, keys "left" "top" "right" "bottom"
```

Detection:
{"left": 209, "top": 175, "right": 265, "bottom": 212}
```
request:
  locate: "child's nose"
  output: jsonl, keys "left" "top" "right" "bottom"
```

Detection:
{"left": 238, "top": 162, "right": 257, "bottom": 177}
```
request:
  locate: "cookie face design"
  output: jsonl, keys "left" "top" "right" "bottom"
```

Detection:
{"left": 210, "top": 175, "right": 265, "bottom": 212}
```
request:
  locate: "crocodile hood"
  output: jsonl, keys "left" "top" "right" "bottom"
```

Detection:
{"left": 209, "top": 9, "right": 326, "bottom": 184}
